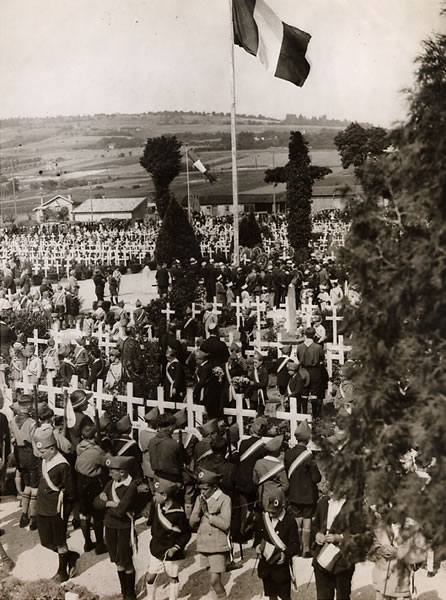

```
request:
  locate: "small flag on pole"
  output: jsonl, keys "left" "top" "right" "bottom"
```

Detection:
{"left": 188, "top": 149, "right": 217, "bottom": 184}
{"left": 233, "top": 0, "right": 311, "bottom": 87}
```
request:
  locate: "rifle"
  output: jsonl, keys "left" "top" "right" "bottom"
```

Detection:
{"left": 33, "top": 384, "right": 40, "bottom": 427}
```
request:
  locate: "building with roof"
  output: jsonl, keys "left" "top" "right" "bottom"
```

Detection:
{"left": 33, "top": 194, "right": 74, "bottom": 223}
{"left": 72, "top": 197, "right": 147, "bottom": 222}
{"left": 181, "top": 183, "right": 354, "bottom": 216}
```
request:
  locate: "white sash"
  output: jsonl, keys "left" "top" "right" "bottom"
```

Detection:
{"left": 117, "top": 438, "right": 137, "bottom": 456}
{"left": 254, "top": 368, "right": 265, "bottom": 404}
{"left": 277, "top": 357, "right": 291, "bottom": 373}
{"left": 42, "top": 453, "right": 69, "bottom": 518}
{"left": 111, "top": 480, "right": 137, "bottom": 549}
{"left": 287, "top": 449, "right": 312, "bottom": 479}
{"left": 258, "top": 461, "right": 285, "bottom": 485}
{"left": 239, "top": 438, "right": 265, "bottom": 462}
{"left": 156, "top": 504, "right": 182, "bottom": 533}
{"left": 263, "top": 512, "right": 286, "bottom": 551}
{"left": 224, "top": 364, "right": 235, "bottom": 401}
{"left": 167, "top": 359, "right": 179, "bottom": 396}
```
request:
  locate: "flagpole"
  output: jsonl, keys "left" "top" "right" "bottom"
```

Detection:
{"left": 186, "top": 145, "right": 191, "bottom": 221}
{"left": 228, "top": 0, "right": 240, "bottom": 267}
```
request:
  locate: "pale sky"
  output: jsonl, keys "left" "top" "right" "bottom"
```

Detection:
{"left": 0, "top": 0, "right": 444, "bottom": 126}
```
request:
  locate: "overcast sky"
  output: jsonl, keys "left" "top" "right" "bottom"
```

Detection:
{"left": 0, "top": 0, "right": 444, "bottom": 126}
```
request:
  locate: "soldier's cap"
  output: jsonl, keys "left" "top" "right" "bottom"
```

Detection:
{"left": 154, "top": 477, "right": 182, "bottom": 496}
{"left": 70, "top": 390, "right": 93, "bottom": 410}
{"left": 99, "top": 413, "right": 111, "bottom": 430}
{"left": 105, "top": 454, "right": 134, "bottom": 472}
{"left": 263, "top": 487, "right": 285, "bottom": 511}
{"left": 199, "top": 418, "right": 219, "bottom": 436}
{"left": 250, "top": 416, "right": 268, "bottom": 436}
{"left": 34, "top": 425, "right": 57, "bottom": 450}
{"left": 157, "top": 413, "right": 176, "bottom": 429}
{"left": 174, "top": 408, "right": 187, "bottom": 428}
{"left": 294, "top": 419, "right": 311, "bottom": 442}
{"left": 38, "top": 403, "right": 54, "bottom": 420}
{"left": 115, "top": 414, "right": 132, "bottom": 434}
{"left": 196, "top": 468, "right": 220, "bottom": 485}
{"left": 264, "top": 434, "right": 284, "bottom": 455}
{"left": 228, "top": 423, "right": 240, "bottom": 444}
{"left": 144, "top": 406, "right": 160, "bottom": 425}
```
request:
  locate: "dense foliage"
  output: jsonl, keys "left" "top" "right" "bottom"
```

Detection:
{"left": 265, "top": 131, "right": 331, "bottom": 261}
{"left": 154, "top": 195, "right": 201, "bottom": 264}
{"left": 327, "top": 30, "right": 446, "bottom": 551}
{"left": 239, "top": 211, "right": 262, "bottom": 248}
{"left": 140, "top": 135, "right": 182, "bottom": 217}
{"left": 334, "top": 122, "right": 389, "bottom": 183}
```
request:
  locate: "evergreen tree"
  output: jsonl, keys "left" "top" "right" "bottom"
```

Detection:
{"left": 265, "top": 131, "right": 330, "bottom": 261}
{"left": 327, "top": 28, "right": 446, "bottom": 552}
{"left": 154, "top": 195, "right": 201, "bottom": 264}
{"left": 239, "top": 211, "right": 262, "bottom": 247}
{"left": 140, "top": 135, "right": 182, "bottom": 218}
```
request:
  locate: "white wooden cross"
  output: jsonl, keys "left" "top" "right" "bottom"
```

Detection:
{"left": 98, "top": 334, "right": 117, "bottom": 358}
{"left": 191, "top": 302, "right": 202, "bottom": 320}
{"left": 325, "top": 305, "right": 343, "bottom": 345}
{"left": 161, "top": 302, "right": 176, "bottom": 323}
{"left": 325, "top": 335, "right": 352, "bottom": 378}
{"left": 212, "top": 297, "right": 223, "bottom": 316}
{"left": 27, "top": 329, "right": 48, "bottom": 354}
{"left": 301, "top": 296, "right": 314, "bottom": 328}
{"left": 231, "top": 296, "right": 244, "bottom": 328}
{"left": 250, "top": 296, "right": 266, "bottom": 331}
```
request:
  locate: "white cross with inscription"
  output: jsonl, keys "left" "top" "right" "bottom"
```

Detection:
{"left": 161, "top": 302, "right": 176, "bottom": 323}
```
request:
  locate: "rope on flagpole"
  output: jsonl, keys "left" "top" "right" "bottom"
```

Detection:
{"left": 228, "top": 0, "right": 240, "bottom": 267}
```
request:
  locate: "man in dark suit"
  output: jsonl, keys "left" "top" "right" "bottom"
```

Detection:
{"left": 312, "top": 492, "right": 366, "bottom": 600}
{"left": 296, "top": 327, "right": 327, "bottom": 419}
{"left": 199, "top": 325, "right": 229, "bottom": 367}
{"left": 164, "top": 346, "right": 186, "bottom": 406}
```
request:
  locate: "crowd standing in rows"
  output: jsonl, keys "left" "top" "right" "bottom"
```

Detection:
{"left": 0, "top": 214, "right": 436, "bottom": 600}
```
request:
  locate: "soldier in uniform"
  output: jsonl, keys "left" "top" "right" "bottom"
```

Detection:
{"left": 34, "top": 426, "right": 79, "bottom": 583}
{"left": 10, "top": 397, "right": 39, "bottom": 529}
{"left": 284, "top": 420, "right": 321, "bottom": 557}
{"left": 148, "top": 414, "right": 184, "bottom": 485}
{"left": 94, "top": 455, "right": 138, "bottom": 600}
{"left": 254, "top": 487, "right": 300, "bottom": 600}
{"left": 253, "top": 435, "right": 288, "bottom": 508}
{"left": 145, "top": 477, "right": 191, "bottom": 600}
{"left": 110, "top": 415, "right": 143, "bottom": 481}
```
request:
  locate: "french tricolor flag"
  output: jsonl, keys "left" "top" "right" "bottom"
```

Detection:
{"left": 233, "top": 0, "right": 311, "bottom": 87}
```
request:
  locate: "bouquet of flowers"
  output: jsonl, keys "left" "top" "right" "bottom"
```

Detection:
{"left": 212, "top": 366, "right": 225, "bottom": 384}
{"left": 231, "top": 376, "right": 251, "bottom": 394}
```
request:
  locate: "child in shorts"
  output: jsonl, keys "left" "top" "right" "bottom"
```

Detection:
{"left": 94, "top": 455, "right": 137, "bottom": 600}
{"left": 146, "top": 476, "right": 191, "bottom": 600}
{"left": 189, "top": 468, "right": 232, "bottom": 599}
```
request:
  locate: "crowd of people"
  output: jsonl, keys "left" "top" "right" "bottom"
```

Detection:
{"left": 0, "top": 212, "right": 438, "bottom": 600}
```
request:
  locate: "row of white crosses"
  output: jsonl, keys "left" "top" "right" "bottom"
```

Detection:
{"left": 14, "top": 375, "right": 310, "bottom": 439}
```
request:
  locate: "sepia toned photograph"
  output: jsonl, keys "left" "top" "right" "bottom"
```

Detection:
{"left": 0, "top": 1, "right": 445, "bottom": 599}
